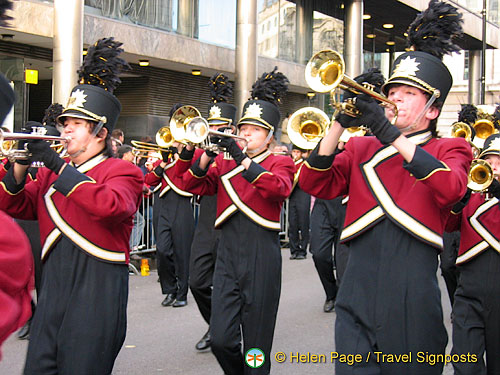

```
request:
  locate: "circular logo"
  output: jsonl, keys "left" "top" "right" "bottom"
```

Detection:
{"left": 245, "top": 348, "right": 265, "bottom": 368}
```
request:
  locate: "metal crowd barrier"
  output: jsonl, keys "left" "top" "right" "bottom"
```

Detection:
{"left": 129, "top": 194, "right": 290, "bottom": 271}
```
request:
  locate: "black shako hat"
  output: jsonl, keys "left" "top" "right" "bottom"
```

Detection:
{"left": 238, "top": 66, "right": 289, "bottom": 132}
{"left": 207, "top": 73, "right": 237, "bottom": 125}
{"left": 382, "top": 0, "right": 463, "bottom": 104}
{"left": 0, "top": 73, "right": 15, "bottom": 124}
{"left": 480, "top": 134, "right": 500, "bottom": 159}
{"left": 58, "top": 37, "right": 130, "bottom": 132}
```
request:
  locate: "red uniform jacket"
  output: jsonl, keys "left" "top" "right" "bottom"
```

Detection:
{"left": 180, "top": 150, "right": 295, "bottom": 231}
{"left": 299, "top": 131, "right": 471, "bottom": 249}
{"left": 446, "top": 193, "right": 500, "bottom": 265}
{"left": 0, "top": 210, "right": 33, "bottom": 359}
{"left": 144, "top": 157, "right": 193, "bottom": 198}
{"left": 0, "top": 154, "right": 144, "bottom": 264}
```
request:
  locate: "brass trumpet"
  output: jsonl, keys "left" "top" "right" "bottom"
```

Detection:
{"left": 450, "top": 122, "right": 480, "bottom": 158}
{"left": 287, "top": 107, "right": 330, "bottom": 150}
{"left": 468, "top": 159, "right": 494, "bottom": 192}
{"left": 305, "top": 49, "right": 398, "bottom": 122}
{"left": 473, "top": 118, "right": 497, "bottom": 140}
{"left": 183, "top": 116, "right": 248, "bottom": 153}
{"left": 0, "top": 128, "right": 70, "bottom": 162}
{"left": 169, "top": 105, "right": 202, "bottom": 143}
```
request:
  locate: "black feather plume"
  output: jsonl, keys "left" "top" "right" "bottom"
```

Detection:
{"left": 78, "top": 37, "right": 130, "bottom": 92}
{"left": 0, "top": 0, "right": 13, "bottom": 27}
{"left": 250, "top": 66, "right": 289, "bottom": 106}
{"left": 493, "top": 105, "right": 500, "bottom": 130}
{"left": 42, "top": 103, "right": 64, "bottom": 127}
{"left": 457, "top": 104, "right": 477, "bottom": 124}
{"left": 406, "top": 0, "right": 463, "bottom": 60}
{"left": 169, "top": 103, "right": 184, "bottom": 118}
{"left": 209, "top": 73, "right": 233, "bottom": 103}
{"left": 354, "top": 68, "right": 385, "bottom": 93}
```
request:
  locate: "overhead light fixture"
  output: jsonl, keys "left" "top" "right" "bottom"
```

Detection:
{"left": 139, "top": 60, "right": 150, "bottom": 67}
{"left": 191, "top": 69, "right": 201, "bottom": 76}
{"left": 363, "top": 14, "right": 371, "bottom": 20}
{"left": 383, "top": 23, "right": 394, "bottom": 29}
{"left": 366, "top": 34, "right": 376, "bottom": 39}
{"left": 386, "top": 40, "right": 395, "bottom": 46}
{"left": 306, "top": 92, "right": 315, "bottom": 98}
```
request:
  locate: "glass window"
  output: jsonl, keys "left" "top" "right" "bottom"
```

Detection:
{"left": 198, "top": 0, "right": 236, "bottom": 48}
{"left": 278, "top": 1, "right": 295, "bottom": 62}
{"left": 312, "top": 10, "right": 343, "bottom": 54}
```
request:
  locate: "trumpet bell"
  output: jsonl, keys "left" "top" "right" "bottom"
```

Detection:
{"left": 184, "top": 117, "right": 209, "bottom": 144}
{"left": 169, "top": 105, "right": 202, "bottom": 142}
{"left": 305, "top": 50, "right": 345, "bottom": 93}
{"left": 473, "top": 119, "right": 497, "bottom": 140}
{"left": 288, "top": 107, "right": 330, "bottom": 150}
{"left": 156, "top": 126, "right": 175, "bottom": 148}
{"left": 450, "top": 122, "right": 473, "bottom": 142}
{"left": 468, "top": 159, "right": 494, "bottom": 192}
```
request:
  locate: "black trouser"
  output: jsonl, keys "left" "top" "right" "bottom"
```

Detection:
{"left": 287, "top": 187, "right": 310, "bottom": 257}
{"left": 24, "top": 237, "right": 128, "bottom": 375}
{"left": 309, "top": 198, "right": 345, "bottom": 301}
{"left": 210, "top": 213, "right": 281, "bottom": 375}
{"left": 440, "top": 231, "right": 460, "bottom": 306}
{"left": 156, "top": 190, "right": 194, "bottom": 301}
{"left": 335, "top": 219, "right": 447, "bottom": 375}
{"left": 452, "top": 249, "right": 500, "bottom": 375}
{"left": 189, "top": 195, "right": 219, "bottom": 324}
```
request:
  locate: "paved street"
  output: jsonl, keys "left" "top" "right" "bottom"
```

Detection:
{"left": 0, "top": 249, "right": 454, "bottom": 374}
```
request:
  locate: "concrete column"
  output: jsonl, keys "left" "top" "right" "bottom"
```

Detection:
{"left": 53, "top": 0, "right": 83, "bottom": 105}
{"left": 469, "top": 50, "right": 481, "bottom": 105}
{"left": 296, "top": 0, "right": 313, "bottom": 65}
{"left": 344, "top": 0, "right": 363, "bottom": 77}
{"left": 235, "top": 0, "right": 257, "bottom": 119}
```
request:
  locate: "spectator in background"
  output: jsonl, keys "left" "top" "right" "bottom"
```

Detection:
{"left": 112, "top": 128, "right": 125, "bottom": 145}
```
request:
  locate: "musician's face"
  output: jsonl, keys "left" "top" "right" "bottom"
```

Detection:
{"left": 291, "top": 149, "right": 302, "bottom": 161}
{"left": 385, "top": 84, "right": 439, "bottom": 132}
{"left": 61, "top": 117, "right": 97, "bottom": 156}
{"left": 239, "top": 124, "right": 270, "bottom": 152}
{"left": 484, "top": 154, "right": 500, "bottom": 179}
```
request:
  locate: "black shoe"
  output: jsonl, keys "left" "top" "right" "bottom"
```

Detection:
{"left": 195, "top": 330, "right": 211, "bottom": 351}
{"left": 289, "top": 254, "right": 297, "bottom": 260}
{"left": 295, "top": 254, "right": 306, "bottom": 260}
{"left": 323, "top": 299, "right": 335, "bottom": 313}
{"left": 172, "top": 299, "right": 187, "bottom": 308}
{"left": 17, "top": 319, "right": 31, "bottom": 340}
{"left": 161, "top": 294, "right": 176, "bottom": 307}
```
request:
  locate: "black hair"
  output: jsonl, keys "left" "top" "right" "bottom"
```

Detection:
{"left": 117, "top": 144, "right": 133, "bottom": 159}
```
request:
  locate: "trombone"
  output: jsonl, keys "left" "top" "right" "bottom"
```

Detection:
{"left": 305, "top": 49, "right": 398, "bottom": 123}
{"left": 468, "top": 159, "right": 494, "bottom": 192}
{"left": 131, "top": 126, "right": 175, "bottom": 158}
{"left": 0, "top": 128, "right": 70, "bottom": 162}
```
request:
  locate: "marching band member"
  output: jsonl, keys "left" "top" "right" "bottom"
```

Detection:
{"left": 287, "top": 145, "right": 310, "bottom": 260}
{"left": 446, "top": 133, "right": 500, "bottom": 374}
{"left": 0, "top": 38, "right": 143, "bottom": 374}
{"left": 179, "top": 68, "right": 294, "bottom": 375}
{"left": 175, "top": 73, "right": 238, "bottom": 351}
{"left": 299, "top": 2, "right": 471, "bottom": 374}
{"left": 0, "top": 71, "right": 34, "bottom": 360}
{"left": 144, "top": 103, "right": 194, "bottom": 308}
